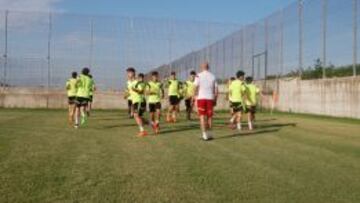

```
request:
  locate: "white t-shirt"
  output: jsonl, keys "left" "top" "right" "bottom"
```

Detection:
{"left": 194, "top": 70, "right": 218, "bottom": 100}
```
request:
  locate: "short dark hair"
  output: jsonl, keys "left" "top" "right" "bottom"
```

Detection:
{"left": 230, "top": 77, "right": 235, "bottom": 81}
{"left": 190, "top": 71, "right": 196, "bottom": 75}
{"left": 152, "top": 71, "right": 159, "bottom": 76}
{"left": 138, "top": 73, "right": 145, "bottom": 78}
{"left": 82, "top": 67, "right": 90, "bottom": 75}
{"left": 71, "top": 72, "right": 77, "bottom": 78}
{"left": 171, "top": 71, "right": 176, "bottom": 76}
{"left": 246, "top": 76, "right": 253, "bottom": 83}
{"left": 126, "top": 67, "right": 136, "bottom": 73}
{"left": 236, "top": 70, "right": 245, "bottom": 78}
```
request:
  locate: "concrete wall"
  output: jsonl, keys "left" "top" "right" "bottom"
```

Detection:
{"left": 257, "top": 76, "right": 360, "bottom": 119}
{"left": 0, "top": 87, "right": 126, "bottom": 109}
{"left": 0, "top": 87, "right": 228, "bottom": 110}
{"left": 1, "top": 77, "right": 359, "bottom": 119}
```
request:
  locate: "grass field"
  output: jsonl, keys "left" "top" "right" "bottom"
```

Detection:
{"left": 0, "top": 109, "right": 359, "bottom": 202}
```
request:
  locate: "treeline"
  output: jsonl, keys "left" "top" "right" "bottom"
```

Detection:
{"left": 266, "top": 58, "right": 360, "bottom": 80}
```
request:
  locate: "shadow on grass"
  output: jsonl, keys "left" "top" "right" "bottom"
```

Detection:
{"left": 215, "top": 128, "right": 280, "bottom": 140}
{"left": 255, "top": 123, "right": 297, "bottom": 129}
{"left": 160, "top": 124, "right": 199, "bottom": 135}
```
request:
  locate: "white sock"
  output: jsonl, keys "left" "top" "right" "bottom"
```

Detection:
{"left": 75, "top": 116, "right": 79, "bottom": 125}
{"left": 230, "top": 117, "right": 235, "bottom": 123}
{"left": 237, "top": 123, "right": 242, "bottom": 130}
{"left": 248, "top": 121, "right": 253, "bottom": 130}
{"left": 202, "top": 131, "right": 208, "bottom": 140}
{"left": 139, "top": 126, "right": 144, "bottom": 132}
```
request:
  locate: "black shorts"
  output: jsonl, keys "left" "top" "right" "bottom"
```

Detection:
{"left": 185, "top": 98, "right": 193, "bottom": 109}
{"left": 245, "top": 106, "right": 257, "bottom": 114}
{"left": 75, "top": 97, "right": 89, "bottom": 107}
{"left": 128, "top": 100, "right": 133, "bottom": 108}
{"left": 133, "top": 101, "right": 146, "bottom": 116}
{"left": 169, "top": 96, "right": 180, "bottom": 106}
{"left": 149, "top": 102, "right": 161, "bottom": 113}
{"left": 88, "top": 95, "right": 93, "bottom": 102}
{"left": 231, "top": 102, "right": 244, "bottom": 113}
{"left": 68, "top": 96, "right": 76, "bottom": 105}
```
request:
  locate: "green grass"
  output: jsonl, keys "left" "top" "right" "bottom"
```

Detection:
{"left": 0, "top": 109, "right": 359, "bottom": 203}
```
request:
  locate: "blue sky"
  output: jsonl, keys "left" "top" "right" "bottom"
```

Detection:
{"left": 56, "top": 0, "right": 294, "bottom": 24}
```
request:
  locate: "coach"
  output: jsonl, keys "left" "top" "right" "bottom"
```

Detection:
{"left": 194, "top": 62, "right": 218, "bottom": 141}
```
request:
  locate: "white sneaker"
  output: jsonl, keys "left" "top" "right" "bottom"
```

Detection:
{"left": 202, "top": 132, "right": 213, "bottom": 141}
{"left": 202, "top": 132, "right": 209, "bottom": 140}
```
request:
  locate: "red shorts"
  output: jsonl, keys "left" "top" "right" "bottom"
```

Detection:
{"left": 197, "top": 99, "right": 214, "bottom": 117}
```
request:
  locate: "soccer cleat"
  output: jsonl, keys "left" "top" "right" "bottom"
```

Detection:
{"left": 137, "top": 131, "right": 148, "bottom": 137}
{"left": 74, "top": 124, "right": 79, "bottom": 129}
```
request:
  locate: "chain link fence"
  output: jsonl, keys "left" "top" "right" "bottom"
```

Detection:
{"left": 161, "top": 0, "right": 360, "bottom": 82}
{"left": 0, "top": 0, "right": 359, "bottom": 90}
{"left": 0, "top": 10, "right": 238, "bottom": 90}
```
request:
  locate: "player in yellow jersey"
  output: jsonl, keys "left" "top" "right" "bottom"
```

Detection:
{"left": 245, "top": 76, "right": 260, "bottom": 130}
{"left": 125, "top": 67, "right": 136, "bottom": 118}
{"left": 166, "top": 71, "right": 181, "bottom": 123}
{"left": 146, "top": 71, "right": 164, "bottom": 134}
{"left": 228, "top": 71, "right": 247, "bottom": 131}
{"left": 74, "top": 67, "right": 92, "bottom": 128}
{"left": 87, "top": 74, "right": 96, "bottom": 117}
{"left": 131, "top": 73, "right": 148, "bottom": 137}
{"left": 183, "top": 71, "right": 197, "bottom": 120}
{"left": 65, "top": 71, "right": 78, "bottom": 125}
{"left": 227, "top": 77, "right": 236, "bottom": 121}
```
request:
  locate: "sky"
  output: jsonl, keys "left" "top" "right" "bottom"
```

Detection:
{"left": 0, "top": 0, "right": 295, "bottom": 25}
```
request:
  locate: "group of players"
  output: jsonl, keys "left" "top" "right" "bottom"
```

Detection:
{"left": 123, "top": 63, "right": 260, "bottom": 139}
{"left": 65, "top": 63, "right": 260, "bottom": 141}
{"left": 124, "top": 67, "right": 197, "bottom": 136}
{"left": 65, "top": 67, "right": 96, "bottom": 129}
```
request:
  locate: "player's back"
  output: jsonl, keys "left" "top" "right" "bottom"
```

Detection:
{"left": 66, "top": 78, "right": 77, "bottom": 97}
{"left": 76, "top": 74, "right": 91, "bottom": 98}
{"left": 229, "top": 80, "right": 245, "bottom": 103}
{"left": 245, "top": 84, "right": 260, "bottom": 106}
{"left": 195, "top": 71, "right": 217, "bottom": 100}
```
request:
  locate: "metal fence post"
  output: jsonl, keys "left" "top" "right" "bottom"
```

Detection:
{"left": 46, "top": 12, "right": 52, "bottom": 108}
{"left": 298, "top": 0, "right": 304, "bottom": 77}
{"left": 168, "top": 19, "right": 173, "bottom": 74}
{"left": 322, "top": 0, "right": 328, "bottom": 78}
{"left": 89, "top": 18, "right": 94, "bottom": 69}
{"left": 265, "top": 19, "right": 269, "bottom": 81}
{"left": 251, "top": 26, "right": 255, "bottom": 78}
{"left": 240, "top": 28, "right": 244, "bottom": 70}
{"left": 3, "top": 10, "right": 8, "bottom": 86}
{"left": 353, "top": 0, "right": 358, "bottom": 77}
{"left": 280, "top": 9, "right": 284, "bottom": 76}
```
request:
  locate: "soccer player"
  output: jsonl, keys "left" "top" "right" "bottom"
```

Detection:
{"left": 244, "top": 76, "right": 260, "bottom": 130}
{"left": 227, "top": 77, "right": 236, "bottom": 119}
{"left": 194, "top": 63, "right": 218, "bottom": 141}
{"left": 74, "top": 67, "right": 92, "bottom": 129}
{"left": 87, "top": 74, "right": 96, "bottom": 117}
{"left": 184, "top": 71, "right": 197, "bottom": 120}
{"left": 65, "top": 71, "right": 78, "bottom": 125}
{"left": 131, "top": 73, "right": 148, "bottom": 137}
{"left": 228, "top": 71, "right": 247, "bottom": 131}
{"left": 125, "top": 67, "right": 136, "bottom": 118}
{"left": 166, "top": 71, "right": 181, "bottom": 123}
{"left": 146, "top": 71, "right": 164, "bottom": 134}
